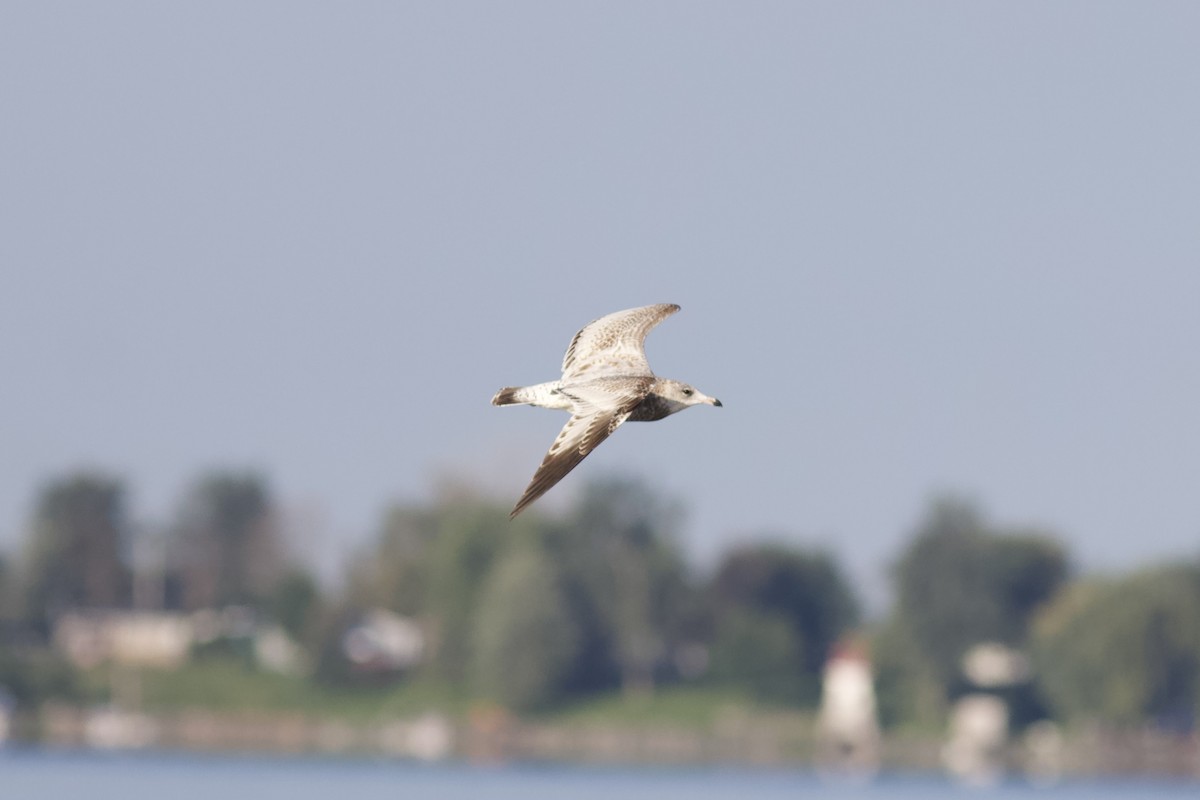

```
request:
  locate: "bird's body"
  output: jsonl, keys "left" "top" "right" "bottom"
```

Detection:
{"left": 492, "top": 303, "right": 721, "bottom": 518}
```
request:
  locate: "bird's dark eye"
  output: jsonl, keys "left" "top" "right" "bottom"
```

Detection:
{"left": 682, "top": 388, "right": 693, "bottom": 396}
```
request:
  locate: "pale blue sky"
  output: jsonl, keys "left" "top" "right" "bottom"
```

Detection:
{"left": 3, "top": 3, "right": 1198, "bottom": 606}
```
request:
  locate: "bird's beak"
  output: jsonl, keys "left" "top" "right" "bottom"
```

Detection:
{"left": 708, "top": 396, "right": 723, "bottom": 407}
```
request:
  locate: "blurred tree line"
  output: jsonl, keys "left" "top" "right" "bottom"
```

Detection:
{"left": 336, "top": 477, "right": 859, "bottom": 711}
{"left": 1, "top": 468, "right": 1199, "bottom": 732}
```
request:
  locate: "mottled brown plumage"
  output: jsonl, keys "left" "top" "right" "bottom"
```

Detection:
{"left": 492, "top": 304, "right": 721, "bottom": 518}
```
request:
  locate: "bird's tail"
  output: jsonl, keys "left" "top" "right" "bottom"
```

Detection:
{"left": 492, "top": 381, "right": 566, "bottom": 408}
{"left": 491, "top": 386, "right": 529, "bottom": 406}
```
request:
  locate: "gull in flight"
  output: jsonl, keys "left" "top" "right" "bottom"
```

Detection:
{"left": 492, "top": 303, "right": 722, "bottom": 519}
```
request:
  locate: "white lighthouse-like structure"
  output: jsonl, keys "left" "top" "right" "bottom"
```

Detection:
{"left": 817, "top": 638, "right": 881, "bottom": 777}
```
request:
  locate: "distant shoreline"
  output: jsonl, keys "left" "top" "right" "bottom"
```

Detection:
{"left": 14, "top": 704, "right": 1200, "bottom": 783}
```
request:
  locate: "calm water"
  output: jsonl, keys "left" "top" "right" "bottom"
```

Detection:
{"left": 0, "top": 749, "right": 1196, "bottom": 800}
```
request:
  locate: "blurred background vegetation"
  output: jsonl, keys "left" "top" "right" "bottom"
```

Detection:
{"left": 1, "top": 467, "right": 1198, "bottom": 740}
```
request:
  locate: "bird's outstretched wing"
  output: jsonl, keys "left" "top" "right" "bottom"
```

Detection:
{"left": 509, "top": 378, "right": 653, "bottom": 519}
{"left": 560, "top": 303, "right": 680, "bottom": 381}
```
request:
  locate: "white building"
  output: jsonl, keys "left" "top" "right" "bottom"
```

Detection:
{"left": 54, "top": 611, "right": 194, "bottom": 669}
{"left": 942, "top": 693, "right": 1008, "bottom": 786}
{"left": 342, "top": 609, "right": 425, "bottom": 672}
{"left": 817, "top": 639, "right": 880, "bottom": 776}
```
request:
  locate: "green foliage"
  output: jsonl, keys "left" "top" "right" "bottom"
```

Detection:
{"left": 115, "top": 656, "right": 465, "bottom": 721}
{"left": 0, "top": 554, "right": 14, "bottom": 621}
{"left": 549, "top": 684, "right": 758, "bottom": 728}
{"left": 870, "top": 617, "right": 947, "bottom": 731}
{"left": 270, "top": 568, "right": 321, "bottom": 642}
{"left": 707, "top": 607, "right": 811, "bottom": 705}
{"left": 0, "top": 647, "right": 82, "bottom": 708}
{"left": 893, "top": 499, "right": 995, "bottom": 685}
{"left": 423, "top": 499, "right": 509, "bottom": 681}
{"left": 892, "top": 497, "right": 1067, "bottom": 687}
{"left": 712, "top": 543, "right": 860, "bottom": 682}
{"left": 172, "top": 471, "right": 281, "bottom": 610}
{"left": 23, "top": 466, "right": 1194, "bottom": 734}
{"left": 989, "top": 533, "right": 1070, "bottom": 641}
{"left": 1033, "top": 565, "right": 1200, "bottom": 726}
{"left": 22, "top": 472, "right": 131, "bottom": 627}
{"left": 345, "top": 506, "right": 437, "bottom": 615}
{"left": 99, "top": 656, "right": 762, "bottom": 728}
{"left": 190, "top": 634, "right": 256, "bottom": 666}
{"left": 876, "top": 498, "right": 1069, "bottom": 731}
{"left": 337, "top": 479, "right": 861, "bottom": 711}
{"left": 310, "top": 604, "right": 361, "bottom": 686}
{"left": 471, "top": 545, "right": 580, "bottom": 712}
{"left": 554, "top": 477, "right": 690, "bottom": 694}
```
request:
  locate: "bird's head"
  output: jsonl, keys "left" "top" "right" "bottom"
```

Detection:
{"left": 659, "top": 379, "right": 722, "bottom": 409}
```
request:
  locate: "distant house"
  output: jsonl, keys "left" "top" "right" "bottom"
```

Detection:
{"left": 55, "top": 607, "right": 308, "bottom": 675}
{"left": 341, "top": 609, "right": 424, "bottom": 673}
{"left": 54, "top": 610, "right": 194, "bottom": 669}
